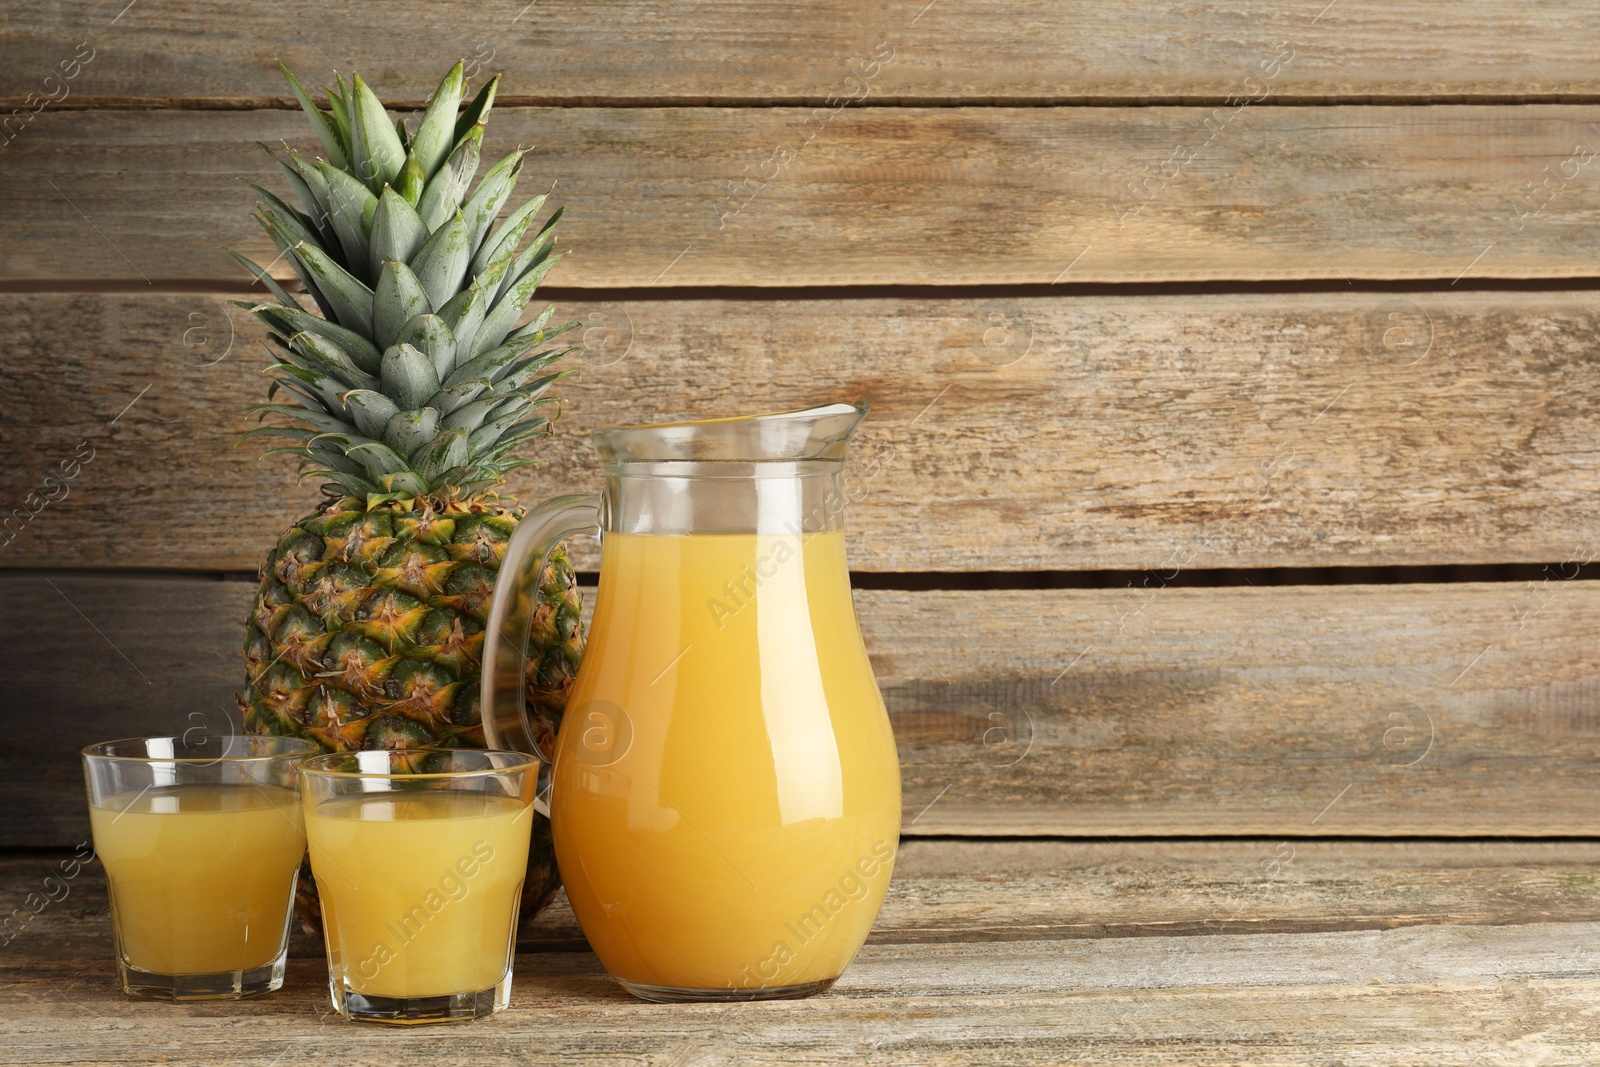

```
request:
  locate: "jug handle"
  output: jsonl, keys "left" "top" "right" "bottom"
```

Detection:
{"left": 481, "top": 493, "right": 602, "bottom": 808}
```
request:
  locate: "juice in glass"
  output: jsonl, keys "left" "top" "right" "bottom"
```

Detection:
{"left": 91, "top": 784, "right": 304, "bottom": 976}
{"left": 304, "top": 791, "right": 533, "bottom": 1000}
{"left": 552, "top": 529, "right": 902, "bottom": 997}
{"left": 82, "top": 734, "right": 315, "bottom": 1000}
{"left": 299, "top": 749, "right": 539, "bottom": 1024}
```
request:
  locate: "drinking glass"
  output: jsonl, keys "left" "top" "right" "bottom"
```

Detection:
{"left": 82, "top": 734, "right": 317, "bottom": 1000}
{"left": 299, "top": 748, "right": 539, "bottom": 1025}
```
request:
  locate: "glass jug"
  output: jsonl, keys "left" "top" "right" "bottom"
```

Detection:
{"left": 481, "top": 403, "right": 902, "bottom": 1002}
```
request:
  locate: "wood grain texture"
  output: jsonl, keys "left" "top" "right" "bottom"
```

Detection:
{"left": 2, "top": 920, "right": 1597, "bottom": 1064}
{"left": 886, "top": 581, "right": 1600, "bottom": 837}
{"left": 6, "top": 2, "right": 1600, "bottom": 107}
{"left": 6, "top": 291, "right": 1600, "bottom": 573}
{"left": 6, "top": 840, "right": 1597, "bottom": 959}
{"left": 5, "top": 575, "right": 1598, "bottom": 844}
{"left": 4, "top": 106, "right": 1599, "bottom": 284}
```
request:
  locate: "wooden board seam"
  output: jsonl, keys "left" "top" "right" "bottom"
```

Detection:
{"left": 12, "top": 280, "right": 1600, "bottom": 298}
{"left": 26, "top": 95, "right": 1600, "bottom": 111}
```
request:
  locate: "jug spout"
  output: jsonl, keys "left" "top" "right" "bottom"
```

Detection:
{"left": 592, "top": 402, "right": 867, "bottom": 467}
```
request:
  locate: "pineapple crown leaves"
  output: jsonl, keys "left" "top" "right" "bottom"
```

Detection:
{"left": 232, "top": 60, "right": 581, "bottom": 506}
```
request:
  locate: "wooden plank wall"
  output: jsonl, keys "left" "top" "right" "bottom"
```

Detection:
{"left": 2, "top": 2, "right": 1598, "bottom": 844}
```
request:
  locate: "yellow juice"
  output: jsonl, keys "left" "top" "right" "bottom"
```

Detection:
{"left": 89, "top": 784, "right": 303, "bottom": 975}
{"left": 304, "top": 791, "right": 533, "bottom": 999}
{"left": 553, "top": 530, "right": 902, "bottom": 992}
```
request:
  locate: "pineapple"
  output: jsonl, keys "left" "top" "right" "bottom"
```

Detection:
{"left": 233, "top": 62, "right": 583, "bottom": 925}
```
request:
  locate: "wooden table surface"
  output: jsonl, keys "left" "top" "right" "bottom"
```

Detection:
{"left": 5, "top": 839, "right": 1595, "bottom": 1066}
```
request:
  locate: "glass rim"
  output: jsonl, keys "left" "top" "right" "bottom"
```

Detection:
{"left": 608, "top": 459, "right": 846, "bottom": 479}
{"left": 592, "top": 402, "right": 867, "bottom": 467}
{"left": 601, "top": 401, "right": 864, "bottom": 435}
{"left": 81, "top": 734, "right": 321, "bottom": 764}
{"left": 297, "top": 747, "right": 539, "bottom": 780}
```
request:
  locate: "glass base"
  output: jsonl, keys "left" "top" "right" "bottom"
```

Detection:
{"left": 118, "top": 954, "right": 286, "bottom": 1001}
{"left": 331, "top": 971, "right": 512, "bottom": 1025}
{"left": 617, "top": 977, "right": 838, "bottom": 1003}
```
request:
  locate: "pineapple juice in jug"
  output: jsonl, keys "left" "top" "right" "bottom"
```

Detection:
{"left": 551, "top": 528, "right": 900, "bottom": 996}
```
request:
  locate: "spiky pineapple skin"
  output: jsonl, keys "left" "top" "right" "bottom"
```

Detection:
{"left": 239, "top": 495, "right": 584, "bottom": 924}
